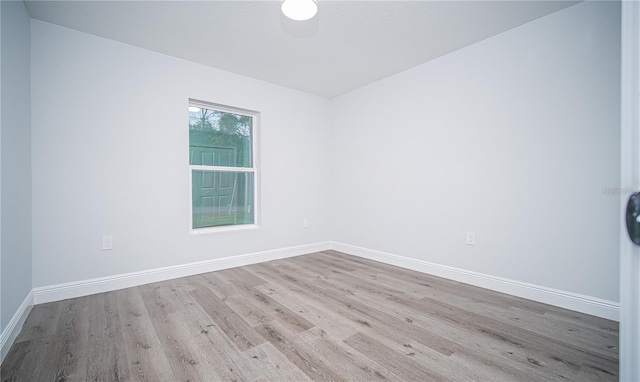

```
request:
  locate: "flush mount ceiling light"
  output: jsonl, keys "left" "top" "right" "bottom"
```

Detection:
{"left": 281, "top": 0, "right": 318, "bottom": 21}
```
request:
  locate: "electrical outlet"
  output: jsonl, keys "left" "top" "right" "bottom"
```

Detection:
{"left": 102, "top": 236, "right": 113, "bottom": 251}
{"left": 302, "top": 218, "right": 309, "bottom": 228}
{"left": 465, "top": 232, "right": 476, "bottom": 246}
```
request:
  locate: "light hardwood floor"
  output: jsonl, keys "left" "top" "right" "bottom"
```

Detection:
{"left": 1, "top": 251, "right": 618, "bottom": 381}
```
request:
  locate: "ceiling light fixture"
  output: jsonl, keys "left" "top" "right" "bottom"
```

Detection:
{"left": 281, "top": 0, "right": 318, "bottom": 21}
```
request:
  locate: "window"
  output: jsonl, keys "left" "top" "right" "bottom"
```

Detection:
{"left": 189, "top": 99, "right": 259, "bottom": 232}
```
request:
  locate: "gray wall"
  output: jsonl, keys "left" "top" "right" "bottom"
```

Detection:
{"left": 0, "top": 0, "right": 622, "bottom": 336}
{"left": 331, "top": 1, "right": 621, "bottom": 302}
{"left": 1, "top": 0, "right": 32, "bottom": 332}
{"left": 31, "top": 20, "right": 332, "bottom": 288}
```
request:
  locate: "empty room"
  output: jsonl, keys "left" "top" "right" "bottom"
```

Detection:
{"left": 2, "top": 0, "right": 639, "bottom": 381}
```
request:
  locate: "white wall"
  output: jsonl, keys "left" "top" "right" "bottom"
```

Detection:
{"left": 331, "top": 1, "right": 621, "bottom": 302}
{"left": 30, "top": 1, "right": 620, "bottom": 307}
{"left": 31, "top": 20, "right": 331, "bottom": 288}
{"left": 1, "top": 0, "right": 32, "bottom": 332}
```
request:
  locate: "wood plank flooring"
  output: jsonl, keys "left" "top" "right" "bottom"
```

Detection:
{"left": 1, "top": 251, "right": 619, "bottom": 381}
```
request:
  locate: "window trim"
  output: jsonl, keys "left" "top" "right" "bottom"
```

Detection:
{"left": 188, "top": 98, "right": 260, "bottom": 234}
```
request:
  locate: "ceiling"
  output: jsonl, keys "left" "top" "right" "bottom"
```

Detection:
{"left": 24, "top": 0, "right": 578, "bottom": 98}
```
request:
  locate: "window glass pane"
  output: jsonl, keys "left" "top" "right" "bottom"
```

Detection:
{"left": 189, "top": 107, "right": 253, "bottom": 167}
{"left": 192, "top": 170, "right": 254, "bottom": 228}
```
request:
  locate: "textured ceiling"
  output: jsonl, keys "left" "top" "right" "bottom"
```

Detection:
{"left": 24, "top": 0, "right": 578, "bottom": 98}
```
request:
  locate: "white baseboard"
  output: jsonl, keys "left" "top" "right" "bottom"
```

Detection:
{"left": 1, "top": 290, "right": 34, "bottom": 364}
{"left": 330, "top": 242, "right": 619, "bottom": 321}
{"left": 33, "top": 242, "right": 331, "bottom": 305}
{"left": 2, "top": 240, "right": 618, "bottom": 365}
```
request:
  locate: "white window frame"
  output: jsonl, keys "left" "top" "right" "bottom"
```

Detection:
{"left": 188, "top": 98, "right": 260, "bottom": 234}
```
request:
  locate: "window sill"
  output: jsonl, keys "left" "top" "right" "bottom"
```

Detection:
{"left": 190, "top": 224, "right": 260, "bottom": 235}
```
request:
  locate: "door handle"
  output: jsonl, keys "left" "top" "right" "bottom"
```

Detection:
{"left": 627, "top": 192, "right": 640, "bottom": 245}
